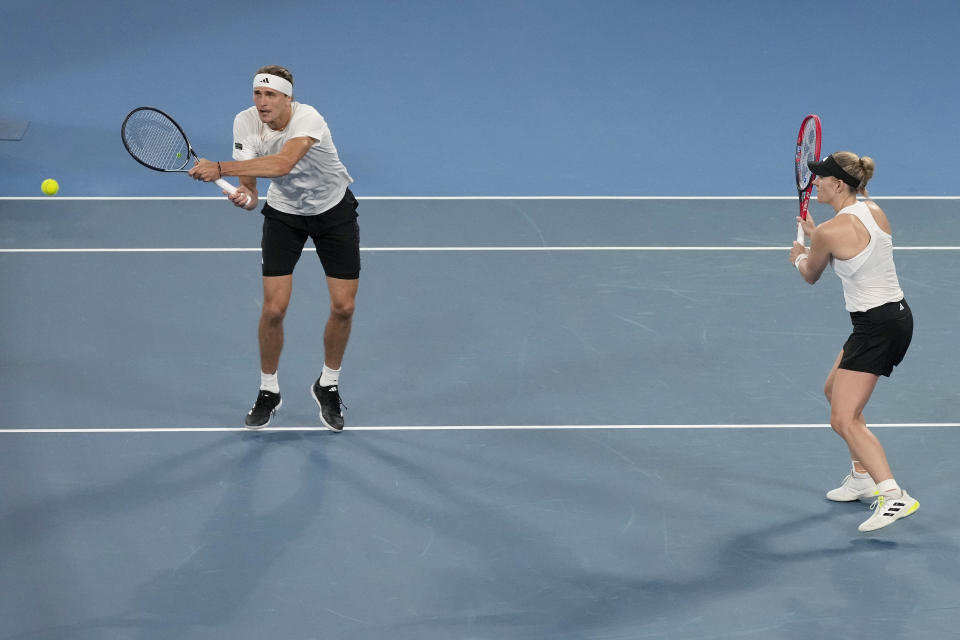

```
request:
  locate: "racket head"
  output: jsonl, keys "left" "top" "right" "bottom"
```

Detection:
{"left": 794, "top": 114, "right": 822, "bottom": 219}
{"left": 121, "top": 107, "right": 194, "bottom": 172}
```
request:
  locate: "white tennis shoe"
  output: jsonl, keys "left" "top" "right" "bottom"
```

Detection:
{"left": 858, "top": 491, "right": 919, "bottom": 532}
{"left": 826, "top": 474, "right": 878, "bottom": 502}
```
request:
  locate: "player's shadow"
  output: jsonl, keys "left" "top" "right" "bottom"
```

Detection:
{"left": 5, "top": 431, "right": 331, "bottom": 640}
{"left": 123, "top": 431, "right": 328, "bottom": 637}
{"left": 324, "top": 434, "right": 921, "bottom": 640}
{"left": 0, "top": 435, "right": 240, "bottom": 554}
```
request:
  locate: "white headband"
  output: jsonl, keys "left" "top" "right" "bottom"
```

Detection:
{"left": 253, "top": 73, "right": 293, "bottom": 96}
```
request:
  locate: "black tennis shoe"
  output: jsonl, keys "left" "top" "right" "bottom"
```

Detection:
{"left": 311, "top": 378, "right": 344, "bottom": 432}
{"left": 245, "top": 390, "right": 281, "bottom": 429}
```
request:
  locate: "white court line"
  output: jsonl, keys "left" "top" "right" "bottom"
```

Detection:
{"left": 1, "top": 423, "right": 959, "bottom": 433}
{"left": 0, "top": 248, "right": 261, "bottom": 253}
{"left": 3, "top": 246, "right": 960, "bottom": 254}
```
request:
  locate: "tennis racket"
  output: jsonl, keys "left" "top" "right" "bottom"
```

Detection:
{"left": 121, "top": 106, "right": 249, "bottom": 204}
{"left": 794, "top": 114, "right": 821, "bottom": 244}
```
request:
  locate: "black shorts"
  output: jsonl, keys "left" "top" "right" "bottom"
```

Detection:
{"left": 839, "top": 299, "right": 913, "bottom": 377}
{"left": 260, "top": 189, "right": 360, "bottom": 279}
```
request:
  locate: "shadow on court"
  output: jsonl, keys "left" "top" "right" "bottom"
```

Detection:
{"left": 1, "top": 432, "right": 330, "bottom": 640}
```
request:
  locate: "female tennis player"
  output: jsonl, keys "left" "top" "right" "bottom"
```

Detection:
{"left": 789, "top": 151, "right": 918, "bottom": 532}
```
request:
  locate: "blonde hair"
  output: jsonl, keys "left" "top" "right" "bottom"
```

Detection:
{"left": 832, "top": 151, "right": 875, "bottom": 197}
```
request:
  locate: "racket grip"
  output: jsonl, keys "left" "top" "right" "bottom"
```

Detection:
{"left": 214, "top": 178, "right": 253, "bottom": 207}
{"left": 214, "top": 178, "right": 237, "bottom": 195}
{"left": 796, "top": 221, "right": 804, "bottom": 245}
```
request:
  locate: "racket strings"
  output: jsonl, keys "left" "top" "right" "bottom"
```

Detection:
{"left": 123, "top": 110, "right": 190, "bottom": 171}
{"left": 797, "top": 121, "right": 818, "bottom": 187}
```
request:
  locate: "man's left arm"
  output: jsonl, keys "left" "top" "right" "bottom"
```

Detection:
{"left": 190, "top": 136, "right": 316, "bottom": 181}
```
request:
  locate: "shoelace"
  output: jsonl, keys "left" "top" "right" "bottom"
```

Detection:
{"left": 252, "top": 391, "right": 278, "bottom": 412}
{"left": 320, "top": 387, "right": 348, "bottom": 413}
{"left": 868, "top": 495, "right": 886, "bottom": 512}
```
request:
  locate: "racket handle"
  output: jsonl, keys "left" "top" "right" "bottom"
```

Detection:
{"left": 214, "top": 178, "right": 236, "bottom": 195}
{"left": 796, "top": 220, "right": 804, "bottom": 245}
{"left": 214, "top": 178, "right": 253, "bottom": 207}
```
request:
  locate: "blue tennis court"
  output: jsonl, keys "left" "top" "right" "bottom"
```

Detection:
{"left": 2, "top": 196, "right": 960, "bottom": 640}
{"left": 3, "top": 1, "right": 960, "bottom": 638}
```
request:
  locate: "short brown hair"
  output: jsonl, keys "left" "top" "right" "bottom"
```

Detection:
{"left": 255, "top": 65, "right": 293, "bottom": 86}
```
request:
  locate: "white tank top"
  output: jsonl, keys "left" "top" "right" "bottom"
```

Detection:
{"left": 831, "top": 201, "right": 904, "bottom": 312}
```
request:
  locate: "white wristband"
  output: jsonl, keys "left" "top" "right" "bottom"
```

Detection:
{"left": 794, "top": 253, "right": 808, "bottom": 270}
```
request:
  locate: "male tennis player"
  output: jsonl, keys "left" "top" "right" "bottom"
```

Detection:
{"left": 789, "top": 152, "right": 917, "bottom": 532}
{"left": 189, "top": 65, "right": 358, "bottom": 431}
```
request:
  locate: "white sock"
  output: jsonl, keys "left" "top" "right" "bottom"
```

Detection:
{"left": 850, "top": 461, "right": 872, "bottom": 480}
{"left": 876, "top": 478, "right": 901, "bottom": 496}
{"left": 319, "top": 365, "right": 340, "bottom": 387}
{"left": 260, "top": 371, "right": 280, "bottom": 394}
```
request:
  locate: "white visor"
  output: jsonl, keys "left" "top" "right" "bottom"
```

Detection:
{"left": 253, "top": 73, "right": 293, "bottom": 96}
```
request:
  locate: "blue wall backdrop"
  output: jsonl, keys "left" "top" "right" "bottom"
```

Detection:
{"left": 2, "top": 0, "right": 959, "bottom": 197}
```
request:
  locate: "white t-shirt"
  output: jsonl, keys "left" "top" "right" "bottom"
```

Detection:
{"left": 831, "top": 201, "right": 904, "bottom": 312}
{"left": 232, "top": 102, "right": 353, "bottom": 215}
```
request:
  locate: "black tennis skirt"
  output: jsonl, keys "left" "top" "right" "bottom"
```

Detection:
{"left": 839, "top": 299, "right": 913, "bottom": 377}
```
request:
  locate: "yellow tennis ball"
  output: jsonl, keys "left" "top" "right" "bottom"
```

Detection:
{"left": 41, "top": 178, "right": 59, "bottom": 196}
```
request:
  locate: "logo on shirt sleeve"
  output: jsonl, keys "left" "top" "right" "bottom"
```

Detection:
{"left": 235, "top": 142, "right": 243, "bottom": 150}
